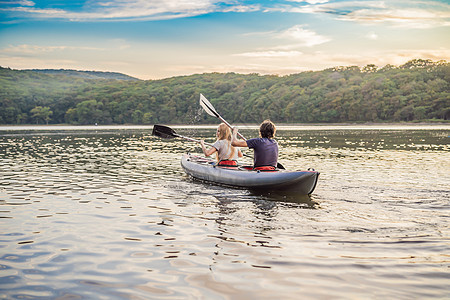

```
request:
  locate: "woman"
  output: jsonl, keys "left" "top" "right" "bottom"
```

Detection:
{"left": 231, "top": 119, "right": 278, "bottom": 170}
{"left": 200, "top": 123, "right": 243, "bottom": 166}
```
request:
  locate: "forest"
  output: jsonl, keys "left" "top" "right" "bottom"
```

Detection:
{"left": 0, "top": 59, "right": 448, "bottom": 125}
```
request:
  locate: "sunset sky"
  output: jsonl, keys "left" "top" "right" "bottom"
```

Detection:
{"left": 0, "top": 0, "right": 449, "bottom": 80}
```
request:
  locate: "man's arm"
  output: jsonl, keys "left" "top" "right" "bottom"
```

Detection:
{"left": 231, "top": 127, "right": 248, "bottom": 147}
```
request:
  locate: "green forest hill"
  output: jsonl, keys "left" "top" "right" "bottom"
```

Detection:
{"left": 28, "top": 69, "right": 140, "bottom": 81}
{"left": 0, "top": 59, "right": 448, "bottom": 125}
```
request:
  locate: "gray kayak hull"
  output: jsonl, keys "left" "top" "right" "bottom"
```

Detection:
{"left": 181, "top": 154, "right": 319, "bottom": 195}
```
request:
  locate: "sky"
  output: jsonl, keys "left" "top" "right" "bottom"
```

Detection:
{"left": 0, "top": 0, "right": 449, "bottom": 80}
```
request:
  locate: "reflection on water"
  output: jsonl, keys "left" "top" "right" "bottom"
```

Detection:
{"left": 0, "top": 125, "right": 449, "bottom": 299}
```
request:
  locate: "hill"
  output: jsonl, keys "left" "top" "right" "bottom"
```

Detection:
{"left": 28, "top": 69, "right": 140, "bottom": 81}
{"left": 0, "top": 59, "right": 448, "bottom": 125}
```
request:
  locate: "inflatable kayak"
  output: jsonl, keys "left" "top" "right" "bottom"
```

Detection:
{"left": 181, "top": 154, "right": 319, "bottom": 195}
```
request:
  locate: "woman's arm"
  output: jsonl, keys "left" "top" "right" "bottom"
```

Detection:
{"left": 200, "top": 140, "right": 217, "bottom": 157}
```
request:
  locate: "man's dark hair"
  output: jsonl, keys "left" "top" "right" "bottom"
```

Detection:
{"left": 259, "top": 119, "right": 276, "bottom": 138}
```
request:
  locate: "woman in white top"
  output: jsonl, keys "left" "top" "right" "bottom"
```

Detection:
{"left": 200, "top": 123, "right": 243, "bottom": 165}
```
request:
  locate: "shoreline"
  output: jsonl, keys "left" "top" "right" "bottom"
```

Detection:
{"left": 0, "top": 122, "right": 449, "bottom": 131}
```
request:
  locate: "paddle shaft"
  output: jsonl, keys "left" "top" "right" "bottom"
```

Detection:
{"left": 217, "top": 115, "right": 247, "bottom": 141}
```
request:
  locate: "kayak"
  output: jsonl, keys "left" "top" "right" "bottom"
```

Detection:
{"left": 181, "top": 154, "right": 319, "bottom": 195}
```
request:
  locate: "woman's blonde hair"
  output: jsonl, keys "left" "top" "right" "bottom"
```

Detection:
{"left": 217, "top": 123, "right": 231, "bottom": 141}
{"left": 216, "top": 123, "right": 236, "bottom": 160}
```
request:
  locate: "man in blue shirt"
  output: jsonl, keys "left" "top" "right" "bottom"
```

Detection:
{"left": 231, "top": 120, "right": 278, "bottom": 170}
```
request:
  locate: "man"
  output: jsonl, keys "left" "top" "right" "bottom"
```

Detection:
{"left": 231, "top": 119, "right": 278, "bottom": 170}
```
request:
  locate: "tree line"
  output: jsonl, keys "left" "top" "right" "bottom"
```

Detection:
{"left": 0, "top": 59, "right": 448, "bottom": 125}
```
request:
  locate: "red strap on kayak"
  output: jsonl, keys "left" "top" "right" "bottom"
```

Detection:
{"left": 254, "top": 166, "right": 276, "bottom": 171}
{"left": 218, "top": 160, "right": 238, "bottom": 166}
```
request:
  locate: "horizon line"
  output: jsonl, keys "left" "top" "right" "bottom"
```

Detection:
{"left": 2, "top": 58, "right": 448, "bottom": 81}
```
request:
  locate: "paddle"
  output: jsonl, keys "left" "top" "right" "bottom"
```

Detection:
{"left": 200, "top": 94, "right": 246, "bottom": 141}
{"left": 199, "top": 94, "right": 285, "bottom": 169}
{"left": 153, "top": 124, "right": 254, "bottom": 160}
{"left": 152, "top": 124, "right": 214, "bottom": 147}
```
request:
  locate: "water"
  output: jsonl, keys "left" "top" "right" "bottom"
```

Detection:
{"left": 0, "top": 125, "right": 449, "bottom": 299}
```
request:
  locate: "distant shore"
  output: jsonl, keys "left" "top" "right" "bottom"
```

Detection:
{"left": 0, "top": 122, "right": 449, "bottom": 132}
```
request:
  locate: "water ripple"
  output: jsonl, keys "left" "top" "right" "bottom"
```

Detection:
{"left": 0, "top": 126, "right": 448, "bottom": 299}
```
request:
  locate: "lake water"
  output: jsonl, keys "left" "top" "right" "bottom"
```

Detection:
{"left": 1, "top": 125, "right": 449, "bottom": 299}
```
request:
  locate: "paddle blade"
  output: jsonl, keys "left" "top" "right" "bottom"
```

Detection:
{"left": 152, "top": 124, "right": 177, "bottom": 139}
{"left": 199, "top": 94, "right": 219, "bottom": 118}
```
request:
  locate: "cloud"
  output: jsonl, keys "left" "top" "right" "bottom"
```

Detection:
{"left": 0, "top": 0, "right": 34, "bottom": 6}
{"left": 234, "top": 50, "right": 303, "bottom": 58}
{"left": 288, "top": 0, "right": 329, "bottom": 4}
{"left": 366, "top": 31, "right": 378, "bottom": 40}
{"left": 233, "top": 25, "right": 329, "bottom": 64}
{"left": 0, "top": 0, "right": 255, "bottom": 21}
{"left": 0, "top": 55, "right": 80, "bottom": 69}
{"left": 1, "top": 44, "right": 103, "bottom": 54}
{"left": 3, "top": 0, "right": 448, "bottom": 28}
{"left": 338, "top": 7, "right": 450, "bottom": 29}
{"left": 279, "top": 25, "right": 331, "bottom": 46}
{"left": 221, "top": 4, "right": 260, "bottom": 13}
{"left": 243, "top": 25, "right": 330, "bottom": 48}
{"left": 288, "top": 0, "right": 450, "bottom": 29}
